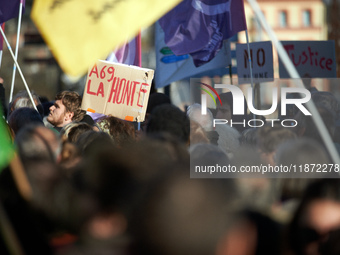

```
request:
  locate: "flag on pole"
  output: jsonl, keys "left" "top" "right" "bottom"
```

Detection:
{"left": 159, "top": 0, "right": 247, "bottom": 67}
{"left": 9, "top": 0, "right": 26, "bottom": 103}
{"left": 107, "top": 33, "right": 141, "bottom": 67}
{"left": 0, "top": 0, "right": 25, "bottom": 24}
{"left": 31, "top": 0, "right": 181, "bottom": 76}
{"left": 155, "top": 21, "right": 231, "bottom": 88}
{"left": 0, "top": 107, "right": 14, "bottom": 172}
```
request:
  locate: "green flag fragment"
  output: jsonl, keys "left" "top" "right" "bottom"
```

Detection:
{"left": 0, "top": 106, "right": 14, "bottom": 172}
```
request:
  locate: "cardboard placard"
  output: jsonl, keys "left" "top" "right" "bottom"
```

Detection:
{"left": 236, "top": 41, "right": 274, "bottom": 84}
{"left": 81, "top": 60, "right": 154, "bottom": 122}
{"left": 279, "top": 41, "right": 337, "bottom": 78}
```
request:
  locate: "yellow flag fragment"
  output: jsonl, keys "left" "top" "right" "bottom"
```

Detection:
{"left": 31, "top": 0, "right": 181, "bottom": 76}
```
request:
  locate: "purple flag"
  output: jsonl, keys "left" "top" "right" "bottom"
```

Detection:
{"left": 0, "top": 23, "right": 4, "bottom": 50}
{"left": 0, "top": 0, "right": 25, "bottom": 24}
{"left": 106, "top": 33, "right": 141, "bottom": 67}
{"left": 155, "top": 21, "right": 232, "bottom": 88}
{"left": 159, "top": 0, "right": 247, "bottom": 67}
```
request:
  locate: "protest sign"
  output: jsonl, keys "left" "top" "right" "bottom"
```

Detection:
{"left": 279, "top": 41, "right": 336, "bottom": 78}
{"left": 31, "top": 0, "right": 181, "bottom": 76}
{"left": 81, "top": 60, "right": 154, "bottom": 122}
{"left": 236, "top": 41, "right": 274, "bottom": 84}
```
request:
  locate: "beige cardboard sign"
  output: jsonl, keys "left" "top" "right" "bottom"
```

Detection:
{"left": 81, "top": 60, "right": 154, "bottom": 122}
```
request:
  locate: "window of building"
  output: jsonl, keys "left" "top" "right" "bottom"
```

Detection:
{"left": 279, "top": 10, "right": 287, "bottom": 27}
{"left": 302, "top": 10, "right": 311, "bottom": 27}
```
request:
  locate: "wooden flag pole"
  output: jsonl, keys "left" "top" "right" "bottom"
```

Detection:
{"left": 137, "top": 30, "right": 142, "bottom": 130}
{"left": 9, "top": 0, "right": 24, "bottom": 103}
{"left": 9, "top": 153, "right": 32, "bottom": 201}
{"left": 0, "top": 26, "right": 37, "bottom": 111}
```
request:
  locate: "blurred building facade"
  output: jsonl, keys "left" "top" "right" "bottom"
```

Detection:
{"left": 244, "top": 0, "right": 327, "bottom": 42}
{"left": 239, "top": 0, "right": 334, "bottom": 94}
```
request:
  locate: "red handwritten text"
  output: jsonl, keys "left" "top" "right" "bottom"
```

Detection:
{"left": 284, "top": 45, "right": 333, "bottom": 70}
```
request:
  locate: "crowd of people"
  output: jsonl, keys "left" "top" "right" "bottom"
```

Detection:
{"left": 1, "top": 78, "right": 340, "bottom": 255}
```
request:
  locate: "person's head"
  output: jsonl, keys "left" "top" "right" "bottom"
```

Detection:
{"left": 276, "top": 138, "right": 330, "bottom": 168}
{"left": 147, "top": 104, "right": 190, "bottom": 144}
{"left": 8, "top": 107, "right": 44, "bottom": 135}
{"left": 142, "top": 92, "right": 171, "bottom": 132}
{"left": 256, "top": 123, "right": 297, "bottom": 165}
{"left": 280, "top": 92, "right": 303, "bottom": 121}
{"left": 275, "top": 138, "right": 331, "bottom": 200}
{"left": 240, "top": 127, "right": 258, "bottom": 148}
{"left": 96, "top": 115, "right": 136, "bottom": 146}
{"left": 146, "top": 92, "right": 171, "bottom": 115}
{"left": 60, "top": 122, "right": 94, "bottom": 144}
{"left": 215, "top": 124, "right": 240, "bottom": 159}
{"left": 131, "top": 170, "right": 237, "bottom": 255}
{"left": 8, "top": 90, "right": 44, "bottom": 118}
{"left": 287, "top": 179, "right": 340, "bottom": 255}
{"left": 302, "top": 73, "right": 312, "bottom": 90}
{"left": 189, "top": 143, "right": 231, "bottom": 178}
{"left": 216, "top": 92, "right": 233, "bottom": 122}
{"left": 189, "top": 120, "right": 210, "bottom": 145}
{"left": 47, "top": 91, "right": 85, "bottom": 127}
{"left": 295, "top": 106, "right": 336, "bottom": 147}
{"left": 231, "top": 146, "right": 275, "bottom": 208}
{"left": 76, "top": 130, "right": 112, "bottom": 155}
{"left": 215, "top": 92, "right": 249, "bottom": 132}
{"left": 15, "top": 124, "right": 62, "bottom": 164}
{"left": 187, "top": 103, "right": 213, "bottom": 132}
{"left": 311, "top": 91, "right": 339, "bottom": 119}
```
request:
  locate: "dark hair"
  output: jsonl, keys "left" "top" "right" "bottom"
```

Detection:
{"left": 15, "top": 124, "right": 59, "bottom": 163}
{"left": 96, "top": 116, "right": 136, "bottom": 146}
{"left": 8, "top": 107, "right": 43, "bottom": 134}
{"left": 296, "top": 106, "right": 336, "bottom": 147}
{"left": 312, "top": 91, "right": 339, "bottom": 118}
{"left": 131, "top": 170, "right": 236, "bottom": 255}
{"left": 146, "top": 104, "right": 190, "bottom": 144}
{"left": 287, "top": 179, "right": 340, "bottom": 255}
{"left": 256, "top": 123, "right": 297, "bottom": 153}
{"left": 240, "top": 127, "right": 258, "bottom": 147}
{"left": 146, "top": 92, "right": 171, "bottom": 114}
{"left": 76, "top": 130, "right": 112, "bottom": 155}
{"left": 61, "top": 122, "right": 94, "bottom": 144}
